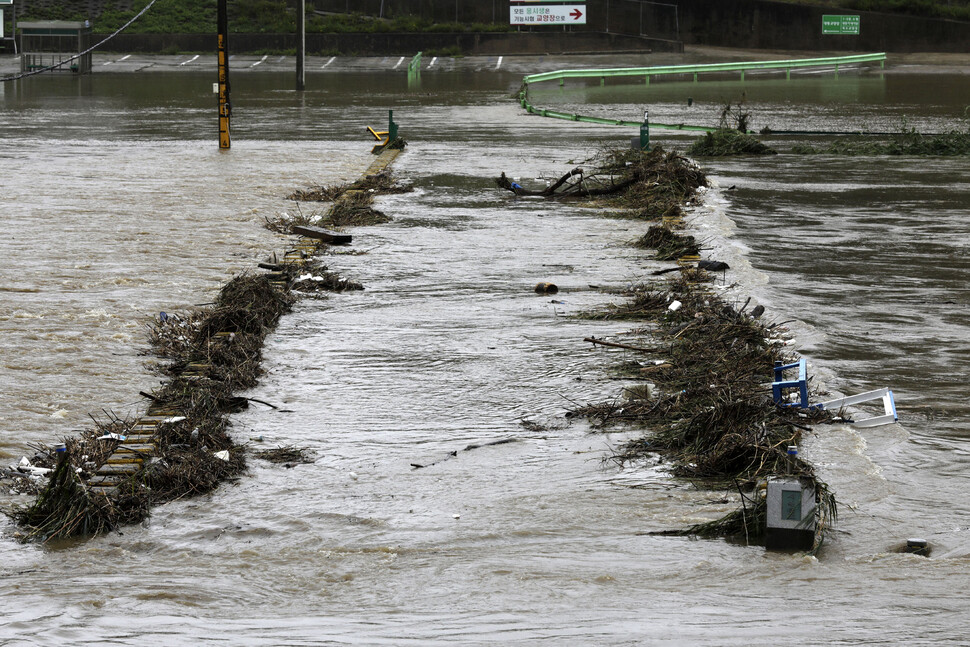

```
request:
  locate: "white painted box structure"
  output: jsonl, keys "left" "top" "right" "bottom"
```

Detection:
{"left": 765, "top": 477, "right": 816, "bottom": 550}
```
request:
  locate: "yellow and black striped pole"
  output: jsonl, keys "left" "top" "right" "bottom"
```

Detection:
{"left": 217, "top": 0, "right": 231, "bottom": 149}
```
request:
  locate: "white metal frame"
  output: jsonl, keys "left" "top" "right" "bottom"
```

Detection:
{"left": 815, "top": 387, "right": 898, "bottom": 428}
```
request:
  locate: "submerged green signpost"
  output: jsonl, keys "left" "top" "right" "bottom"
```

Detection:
{"left": 823, "top": 15, "right": 860, "bottom": 35}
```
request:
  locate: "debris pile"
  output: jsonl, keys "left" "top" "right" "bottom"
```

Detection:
{"left": 497, "top": 148, "right": 707, "bottom": 224}
{"left": 687, "top": 128, "right": 777, "bottom": 157}
{"left": 288, "top": 168, "right": 412, "bottom": 203}
{"left": 12, "top": 274, "right": 293, "bottom": 542}
{"left": 285, "top": 168, "right": 412, "bottom": 228}
{"left": 791, "top": 126, "right": 970, "bottom": 156}
{"left": 254, "top": 445, "right": 315, "bottom": 466}
{"left": 293, "top": 269, "right": 364, "bottom": 293}
{"left": 10, "top": 142, "right": 395, "bottom": 542}
{"left": 578, "top": 255, "right": 837, "bottom": 550}
{"left": 511, "top": 146, "right": 838, "bottom": 552}
{"left": 635, "top": 224, "right": 701, "bottom": 259}
{"left": 262, "top": 207, "right": 320, "bottom": 235}
{"left": 323, "top": 191, "right": 391, "bottom": 227}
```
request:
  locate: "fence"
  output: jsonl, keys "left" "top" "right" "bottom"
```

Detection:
{"left": 310, "top": 0, "right": 680, "bottom": 41}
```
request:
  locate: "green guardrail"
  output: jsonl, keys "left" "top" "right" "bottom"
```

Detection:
{"left": 408, "top": 51, "right": 422, "bottom": 75}
{"left": 519, "top": 53, "right": 887, "bottom": 133}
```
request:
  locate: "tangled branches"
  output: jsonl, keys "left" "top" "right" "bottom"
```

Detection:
{"left": 496, "top": 147, "right": 707, "bottom": 212}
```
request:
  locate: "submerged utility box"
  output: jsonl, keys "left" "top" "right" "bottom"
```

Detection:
{"left": 765, "top": 477, "right": 816, "bottom": 551}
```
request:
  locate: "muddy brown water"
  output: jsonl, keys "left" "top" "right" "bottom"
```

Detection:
{"left": 1, "top": 65, "right": 969, "bottom": 644}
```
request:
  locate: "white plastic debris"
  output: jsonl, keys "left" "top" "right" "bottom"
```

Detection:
{"left": 452, "top": 513, "right": 461, "bottom": 519}
{"left": 97, "top": 433, "right": 128, "bottom": 441}
{"left": 349, "top": 471, "right": 359, "bottom": 481}
{"left": 160, "top": 416, "right": 186, "bottom": 424}
{"left": 213, "top": 450, "right": 230, "bottom": 461}
{"left": 17, "top": 458, "right": 51, "bottom": 477}
{"left": 298, "top": 273, "right": 313, "bottom": 281}
{"left": 668, "top": 300, "right": 682, "bottom": 312}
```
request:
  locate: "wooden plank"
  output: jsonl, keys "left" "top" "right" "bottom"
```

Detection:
{"left": 291, "top": 225, "right": 352, "bottom": 245}
{"left": 96, "top": 463, "right": 141, "bottom": 474}
{"left": 114, "top": 444, "right": 155, "bottom": 453}
{"left": 106, "top": 457, "right": 144, "bottom": 465}
{"left": 87, "top": 475, "right": 123, "bottom": 485}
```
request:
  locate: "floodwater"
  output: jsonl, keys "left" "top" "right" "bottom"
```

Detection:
{"left": 1, "top": 60, "right": 970, "bottom": 644}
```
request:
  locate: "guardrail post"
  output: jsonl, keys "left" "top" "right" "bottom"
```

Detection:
{"left": 639, "top": 109, "right": 650, "bottom": 150}
{"left": 388, "top": 110, "right": 397, "bottom": 142}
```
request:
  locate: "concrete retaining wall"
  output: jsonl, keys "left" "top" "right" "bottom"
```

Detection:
{"left": 93, "top": 30, "right": 681, "bottom": 55}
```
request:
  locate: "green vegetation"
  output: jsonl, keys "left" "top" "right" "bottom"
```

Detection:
{"left": 686, "top": 98, "right": 778, "bottom": 157}
{"left": 779, "top": 0, "right": 970, "bottom": 21}
{"left": 792, "top": 124, "right": 970, "bottom": 155}
{"left": 688, "top": 129, "right": 778, "bottom": 156}
{"left": 306, "top": 13, "right": 508, "bottom": 34}
{"left": 17, "top": 0, "right": 511, "bottom": 34}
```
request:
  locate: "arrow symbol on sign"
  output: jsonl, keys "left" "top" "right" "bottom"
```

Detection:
{"left": 570, "top": 8, "right": 583, "bottom": 19}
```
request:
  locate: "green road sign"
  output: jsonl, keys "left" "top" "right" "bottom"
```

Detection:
{"left": 823, "top": 15, "right": 860, "bottom": 35}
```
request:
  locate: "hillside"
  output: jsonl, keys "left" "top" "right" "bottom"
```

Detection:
{"left": 7, "top": 0, "right": 510, "bottom": 34}
{"left": 775, "top": 0, "right": 970, "bottom": 21}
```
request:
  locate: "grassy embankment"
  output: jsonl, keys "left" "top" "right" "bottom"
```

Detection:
{"left": 8, "top": 0, "right": 509, "bottom": 54}
{"left": 9, "top": 1, "right": 510, "bottom": 55}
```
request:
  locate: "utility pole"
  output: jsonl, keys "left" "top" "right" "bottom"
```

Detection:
{"left": 296, "top": 0, "right": 305, "bottom": 91}
{"left": 217, "top": 0, "right": 231, "bottom": 149}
